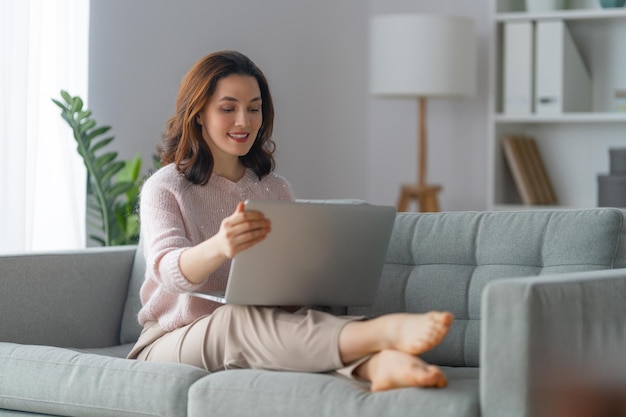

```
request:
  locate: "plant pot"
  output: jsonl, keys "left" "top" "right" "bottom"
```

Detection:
{"left": 600, "top": 0, "right": 626, "bottom": 7}
{"left": 525, "top": 0, "right": 567, "bottom": 11}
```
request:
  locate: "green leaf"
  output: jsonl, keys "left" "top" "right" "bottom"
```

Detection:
{"left": 100, "top": 161, "right": 125, "bottom": 183}
{"left": 91, "top": 137, "right": 114, "bottom": 153}
{"left": 95, "top": 152, "right": 118, "bottom": 170}
{"left": 61, "top": 112, "right": 72, "bottom": 125}
{"left": 87, "top": 198, "right": 102, "bottom": 211}
{"left": 79, "top": 119, "right": 96, "bottom": 134}
{"left": 51, "top": 98, "right": 66, "bottom": 110}
{"left": 85, "top": 126, "right": 111, "bottom": 144}
{"left": 77, "top": 110, "right": 92, "bottom": 121}
{"left": 86, "top": 210, "right": 102, "bottom": 221}
{"left": 72, "top": 96, "right": 83, "bottom": 112}
{"left": 76, "top": 146, "right": 89, "bottom": 161}
{"left": 117, "top": 155, "right": 142, "bottom": 183}
{"left": 126, "top": 214, "right": 140, "bottom": 238}
{"left": 89, "top": 235, "right": 106, "bottom": 246}
{"left": 61, "top": 90, "right": 72, "bottom": 104}
{"left": 107, "top": 181, "right": 135, "bottom": 198}
{"left": 153, "top": 154, "right": 161, "bottom": 170}
{"left": 87, "top": 219, "right": 103, "bottom": 230}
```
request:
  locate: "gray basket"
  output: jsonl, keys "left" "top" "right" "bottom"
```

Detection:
{"left": 598, "top": 175, "right": 626, "bottom": 207}
{"left": 610, "top": 148, "right": 626, "bottom": 176}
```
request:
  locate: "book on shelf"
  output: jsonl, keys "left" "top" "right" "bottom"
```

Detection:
{"left": 502, "top": 136, "right": 557, "bottom": 205}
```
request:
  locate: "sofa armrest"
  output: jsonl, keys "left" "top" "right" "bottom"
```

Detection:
{"left": 480, "top": 268, "right": 626, "bottom": 417}
{"left": 0, "top": 246, "right": 137, "bottom": 348}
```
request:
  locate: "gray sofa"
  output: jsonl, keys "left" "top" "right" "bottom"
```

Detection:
{"left": 2, "top": 207, "right": 626, "bottom": 417}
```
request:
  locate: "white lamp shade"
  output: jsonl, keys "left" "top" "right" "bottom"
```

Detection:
{"left": 370, "top": 14, "right": 477, "bottom": 98}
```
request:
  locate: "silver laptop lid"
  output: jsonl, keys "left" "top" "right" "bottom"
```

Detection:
{"left": 222, "top": 200, "right": 396, "bottom": 306}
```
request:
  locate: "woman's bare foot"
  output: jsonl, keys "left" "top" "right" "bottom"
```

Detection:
{"left": 383, "top": 311, "right": 454, "bottom": 355}
{"left": 355, "top": 349, "right": 448, "bottom": 392}
{"left": 338, "top": 311, "right": 453, "bottom": 364}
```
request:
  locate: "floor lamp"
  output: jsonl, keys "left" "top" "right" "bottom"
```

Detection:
{"left": 370, "top": 14, "right": 476, "bottom": 212}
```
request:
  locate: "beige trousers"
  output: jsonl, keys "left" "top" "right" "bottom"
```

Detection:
{"left": 128, "top": 305, "right": 365, "bottom": 376}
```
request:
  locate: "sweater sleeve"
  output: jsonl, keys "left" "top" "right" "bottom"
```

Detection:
{"left": 139, "top": 171, "right": 206, "bottom": 294}
{"left": 271, "top": 173, "right": 295, "bottom": 201}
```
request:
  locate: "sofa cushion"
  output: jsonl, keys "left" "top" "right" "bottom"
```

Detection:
{"left": 0, "top": 343, "right": 208, "bottom": 417}
{"left": 188, "top": 367, "right": 479, "bottom": 417}
{"left": 348, "top": 208, "right": 626, "bottom": 367}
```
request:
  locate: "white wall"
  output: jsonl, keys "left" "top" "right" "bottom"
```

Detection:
{"left": 89, "top": 0, "right": 490, "bottom": 210}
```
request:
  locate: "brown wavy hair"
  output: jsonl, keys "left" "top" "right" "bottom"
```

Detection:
{"left": 160, "top": 51, "right": 275, "bottom": 185}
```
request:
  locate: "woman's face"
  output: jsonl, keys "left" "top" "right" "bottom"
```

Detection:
{"left": 197, "top": 74, "right": 263, "bottom": 164}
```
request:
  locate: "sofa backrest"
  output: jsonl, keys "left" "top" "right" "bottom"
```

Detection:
{"left": 347, "top": 208, "right": 626, "bottom": 368}
{"left": 0, "top": 246, "right": 136, "bottom": 348}
{"left": 119, "top": 207, "right": 626, "bottom": 365}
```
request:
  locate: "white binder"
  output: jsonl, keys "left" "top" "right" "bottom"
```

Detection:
{"left": 503, "top": 21, "right": 534, "bottom": 115}
{"left": 534, "top": 20, "right": 591, "bottom": 114}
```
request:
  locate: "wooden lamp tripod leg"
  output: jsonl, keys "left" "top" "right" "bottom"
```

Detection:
{"left": 396, "top": 97, "right": 442, "bottom": 213}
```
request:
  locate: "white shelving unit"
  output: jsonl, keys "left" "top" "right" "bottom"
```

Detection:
{"left": 488, "top": 0, "right": 626, "bottom": 210}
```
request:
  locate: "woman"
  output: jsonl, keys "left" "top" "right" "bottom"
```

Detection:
{"left": 128, "top": 50, "right": 454, "bottom": 391}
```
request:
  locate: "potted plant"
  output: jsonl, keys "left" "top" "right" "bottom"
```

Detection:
{"left": 53, "top": 91, "right": 150, "bottom": 246}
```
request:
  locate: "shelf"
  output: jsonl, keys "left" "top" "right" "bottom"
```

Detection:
{"left": 489, "top": 0, "right": 626, "bottom": 211}
{"left": 496, "top": 8, "right": 626, "bottom": 22}
{"left": 495, "top": 113, "right": 626, "bottom": 124}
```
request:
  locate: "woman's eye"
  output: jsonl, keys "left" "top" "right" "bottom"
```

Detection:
{"left": 221, "top": 107, "right": 234, "bottom": 113}
{"left": 249, "top": 107, "right": 261, "bottom": 113}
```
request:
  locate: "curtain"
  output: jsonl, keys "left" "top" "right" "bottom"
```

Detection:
{"left": 0, "top": 0, "right": 89, "bottom": 253}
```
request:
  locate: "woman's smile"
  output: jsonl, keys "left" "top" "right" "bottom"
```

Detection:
{"left": 227, "top": 132, "right": 250, "bottom": 143}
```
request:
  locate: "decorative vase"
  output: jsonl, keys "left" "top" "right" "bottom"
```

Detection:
{"left": 600, "top": 0, "right": 626, "bottom": 7}
{"left": 525, "top": 0, "right": 567, "bottom": 11}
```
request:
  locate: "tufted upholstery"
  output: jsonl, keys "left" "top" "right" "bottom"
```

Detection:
{"left": 348, "top": 209, "right": 626, "bottom": 367}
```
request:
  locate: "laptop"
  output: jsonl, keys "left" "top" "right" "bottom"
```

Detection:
{"left": 188, "top": 200, "right": 396, "bottom": 306}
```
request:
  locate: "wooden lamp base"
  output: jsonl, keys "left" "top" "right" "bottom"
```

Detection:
{"left": 397, "top": 184, "right": 442, "bottom": 212}
{"left": 395, "top": 97, "right": 443, "bottom": 213}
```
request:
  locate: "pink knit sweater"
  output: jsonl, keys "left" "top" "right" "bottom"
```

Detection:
{"left": 137, "top": 164, "right": 294, "bottom": 331}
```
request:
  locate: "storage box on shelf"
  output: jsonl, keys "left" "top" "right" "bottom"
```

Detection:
{"left": 488, "top": 0, "right": 626, "bottom": 210}
{"left": 598, "top": 148, "right": 626, "bottom": 207}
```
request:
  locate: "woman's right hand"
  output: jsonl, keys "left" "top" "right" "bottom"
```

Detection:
{"left": 179, "top": 201, "right": 270, "bottom": 285}
{"left": 215, "top": 201, "right": 271, "bottom": 259}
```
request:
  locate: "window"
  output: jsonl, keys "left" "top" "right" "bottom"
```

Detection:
{"left": 0, "top": 0, "right": 89, "bottom": 253}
